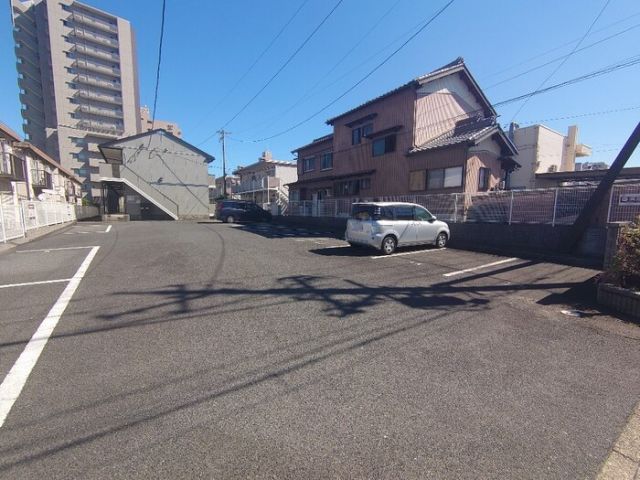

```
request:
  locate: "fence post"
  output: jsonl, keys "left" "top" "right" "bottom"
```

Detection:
{"left": 19, "top": 200, "right": 26, "bottom": 237}
{"left": 552, "top": 188, "right": 558, "bottom": 227}
{"left": 0, "top": 196, "right": 6, "bottom": 243}
{"left": 334, "top": 199, "right": 338, "bottom": 218}
{"left": 508, "top": 191, "right": 514, "bottom": 225}
{"left": 453, "top": 194, "right": 458, "bottom": 223}
{"left": 606, "top": 185, "right": 615, "bottom": 223}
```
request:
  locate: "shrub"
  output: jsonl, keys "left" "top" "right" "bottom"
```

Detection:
{"left": 605, "top": 217, "right": 640, "bottom": 290}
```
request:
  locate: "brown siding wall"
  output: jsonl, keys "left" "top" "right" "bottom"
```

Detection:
{"left": 295, "top": 138, "right": 333, "bottom": 181}
{"left": 465, "top": 151, "right": 503, "bottom": 193}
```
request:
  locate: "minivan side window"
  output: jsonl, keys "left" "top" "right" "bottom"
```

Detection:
{"left": 394, "top": 205, "right": 414, "bottom": 221}
{"left": 415, "top": 207, "right": 432, "bottom": 221}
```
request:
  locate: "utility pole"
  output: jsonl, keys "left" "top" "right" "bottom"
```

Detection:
{"left": 217, "top": 129, "right": 230, "bottom": 198}
{"left": 561, "top": 121, "right": 640, "bottom": 252}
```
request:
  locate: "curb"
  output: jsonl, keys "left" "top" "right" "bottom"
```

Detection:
{"left": 597, "top": 401, "right": 640, "bottom": 479}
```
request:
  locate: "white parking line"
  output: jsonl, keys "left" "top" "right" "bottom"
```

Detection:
{"left": 0, "top": 278, "right": 72, "bottom": 289}
{"left": 105, "top": 225, "right": 112, "bottom": 233}
{"left": 17, "top": 246, "right": 98, "bottom": 253}
{"left": 370, "top": 248, "right": 446, "bottom": 260}
{"left": 442, "top": 258, "right": 518, "bottom": 277}
{"left": 0, "top": 246, "right": 99, "bottom": 428}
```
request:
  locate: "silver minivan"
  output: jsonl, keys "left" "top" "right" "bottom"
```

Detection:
{"left": 345, "top": 202, "right": 450, "bottom": 255}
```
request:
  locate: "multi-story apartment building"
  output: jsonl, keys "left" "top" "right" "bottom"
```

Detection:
{"left": 1, "top": 122, "right": 83, "bottom": 205}
{"left": 507, "top": 123, "right": 592, "bottom": 189}
{"left": 289, "top": 58, "right": 518, "bottom": 202}
{"left": 232, "top": 151, "right": 297, "bottom": 213}
{"left": 10, "top": 0, "right": 141, "bottom": 202}
{"left": 140, "top": 106, "right": 182, "bottom": 138}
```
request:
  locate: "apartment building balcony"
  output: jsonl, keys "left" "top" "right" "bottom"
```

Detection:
{"left": 74, "top": 88, "right": 122, "bottom": 105}
{"left": 0, "top": 154, "right": 26, "bottom": 181}
{"left": 70, "top": 28, "right": 118, "bottom": 48}
{"left": 73, "top": 59, "right": 120, "bottom": 77}
{"left": 76, "top": 119, "right": 123, "bottom": 135}
{"left": 74, "top": 74, "right": 121, "bottom": 92}
{"left": 31, "top": 169, "right": 53, "bottom": 189}
{"left": 575, "top": 143, "right": 593, "bottom": 157}
{"left": 232, "top": 177, "right": 281, "bottom": 194}
{"left": 17, "top": 58, "right": 41, "bottom": 81}
{"left": 72, "top": 43, "right": 119, "bottom": 62}
{"left": 77, "top": 104, "right": 124, "bottom": 119}
{"left": 70, "top": 12, "right": 117, "bottom": 33}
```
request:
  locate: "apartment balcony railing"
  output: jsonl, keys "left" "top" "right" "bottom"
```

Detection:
{"left": 75, "top": 89, "right": 122, "bottom": 105}
{"left": 77, "top": 104, "right": 124, "bottom": 119}
{"left": 70, "top": 28, "right": 118, "bottom": 48}
{"left": 31, "top": 169, "right": 52, "bottom": 189}
{"left": 232, "top": 177, "right": 281, "bottom": 194}
{"left": 72, "top": 43, "right": 119, "bottom": 62}
{"left": 76, "top": 119, "right": 123, "bottom": 136}
{"left": 70, "top": 12, "right": 117, "bottom": 33}
{"left": 73, "top": 59, "right": 120, "bottom": 77}
{"left": 74, "top": 74, "right": 121, "bottom": 92}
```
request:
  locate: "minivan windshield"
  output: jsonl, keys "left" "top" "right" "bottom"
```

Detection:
{"left": 351, "top": 204, "right": 392, "bottom": 221}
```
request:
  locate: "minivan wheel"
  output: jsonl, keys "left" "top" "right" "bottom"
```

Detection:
{"left": 436, "top": 232, "right": 448, "bottom": 248}
{"left": 226, "top": 215, "right": 235, "bottom": 224}
{"left": 381, "top": 235, "right": 397, "bottom": 255}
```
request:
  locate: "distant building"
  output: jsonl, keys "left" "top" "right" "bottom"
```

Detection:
{"left": 211, "top": 175, "right": 239, "bottom": 199}
{"left": 98, "top": 130, "right": 214, "bottom": 220}
{"left": 576, "top": 161, "right": 609, "bottom": 171}
{"left": 508, "top": 124, "right": 592, "bottom": 189}
{"left": 1, "top": 122, "right": 83, "bottom": 205}
{"left": 10, "top": 0, "right": 141, "bottom": 201}
{"left": 140, "top": 106, "right": 182, "bottom": 138}
{"left": 233, "top": 150, "right": 296, "bottom": 213}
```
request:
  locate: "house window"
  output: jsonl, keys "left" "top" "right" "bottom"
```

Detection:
{"left": 302, "top": 156, "right": 315, "bottom": 172}
{"left": 351, "top": 123, "right": 373, "bottom": 145}
{"left": 427, "top": 166, "right": 463, "bottom": 190}
{"left": 334, "top": 180, "right": 359, "bottom": 196}
{"left": 320, "top": 152, "right": 333, "bottom": 170}
{"left": 359, "top": 178, "right": 371, "bottom": 190}
{"left": 372, "top": 134, "right": 396, "bottom": 156}
{"left": 409, "top": 170, "right": 426, "bottom": 191}
{"left": 478, "top": 167, "right": 490, "bottom": 190}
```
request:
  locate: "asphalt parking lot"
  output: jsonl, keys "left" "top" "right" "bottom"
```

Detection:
{"left": 0, "top": 221, "right": 639, "bottom": 479}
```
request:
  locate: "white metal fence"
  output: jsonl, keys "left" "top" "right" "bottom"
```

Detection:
{"left": 0, "top": 198, "right": 99, "bottom": 243}
{"left": 286, "top": 183, "right": 640, "bottom": 225}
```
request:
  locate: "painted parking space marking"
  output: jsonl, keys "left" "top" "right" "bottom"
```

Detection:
{"left": 17, "top": 245, "right": 98, "bottom": 253}
{"left": 442, "top": 257, "right": 518, "bottom": 277}
{"left": 104, "top": 225, "right": 112, "bottom": 233}
{"left": 370, "top": 248, "right": 447, "bottom": 260}
{"left": 0, "top": 278, "right": 72, "bottom": 289}
{"left": 0, "top": 246, "right": 100, "bottom": 428}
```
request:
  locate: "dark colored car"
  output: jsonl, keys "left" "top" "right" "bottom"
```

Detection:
{"left": 215, "top": 200, "right": 272, "bottom": 223}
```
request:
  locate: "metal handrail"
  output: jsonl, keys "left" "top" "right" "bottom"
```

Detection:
{"left": 120, "top": 165, "right": 179, "bottom": 217}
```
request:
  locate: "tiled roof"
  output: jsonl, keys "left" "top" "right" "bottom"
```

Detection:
{"left": 325, "top": 57, "right": 493, "bottom": 125}
{"left": 292, "top": 134, "right": 334, "bottom": 153}
{"left": 410, "top": 117, "right": 501, "bottom": 153}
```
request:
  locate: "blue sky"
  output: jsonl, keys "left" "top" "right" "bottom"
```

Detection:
{"left": 1, "top": 0, "right": 639, "bottom": 176}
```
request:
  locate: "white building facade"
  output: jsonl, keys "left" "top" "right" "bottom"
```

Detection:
{"left": 508, "top": 123, "right": 592, "bottom": 190}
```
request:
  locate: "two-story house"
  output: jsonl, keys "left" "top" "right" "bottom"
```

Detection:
{"left": 232, "top": 150, "right": 297, "bottom": 213}
{"left": 1, "top": 122, "right": 83, "bottom": 205}
{"left": 289, "top": 58, "right": 518, "bottom": 202}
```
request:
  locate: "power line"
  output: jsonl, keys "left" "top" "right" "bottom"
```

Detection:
{"left": 248, "top": 0, "right": 456, "bottom": 143}
{"left": 514, "top": 105, "right": 640, "bottom": 125}
{"left": 480, "top": 11, "right": 640, "bottom": 81}
{"left": 150, "top": 0, "right": 167, "bottom": 131}
{"left": 485, "top": 22, "right": 640, "bottom": 90}
{"left": 234, "top": 0, "right": 403, "bottom": 136}
{"left": 215, "top": 0, "right": 344, "bottom": 133}
{"left": 509, "top": 0, "right": 612, "bottom": 121}
{"left": 190, "top": 0, "right": 312, "bottom": 134}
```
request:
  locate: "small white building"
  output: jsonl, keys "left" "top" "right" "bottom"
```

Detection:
{"left": 508, "top": 123, "right": 592, "bottom": 190}
{"left": 232, "top": 151, "right": 297, "bottom": 214}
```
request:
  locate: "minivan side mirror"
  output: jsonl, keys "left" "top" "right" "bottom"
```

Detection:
{"left": 429, "top": 215, "right": 437, "bottom": 222}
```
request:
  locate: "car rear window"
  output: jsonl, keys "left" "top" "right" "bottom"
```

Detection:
{"left": 351, "top": 205, "right": 393, "bottom": 220}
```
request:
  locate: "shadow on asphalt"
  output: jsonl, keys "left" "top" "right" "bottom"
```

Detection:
{"left": 310, "top": 244, "right": 441, "bottom": 257}
{"left": 232, "top": 223, "right": 342, "bottom": 240}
